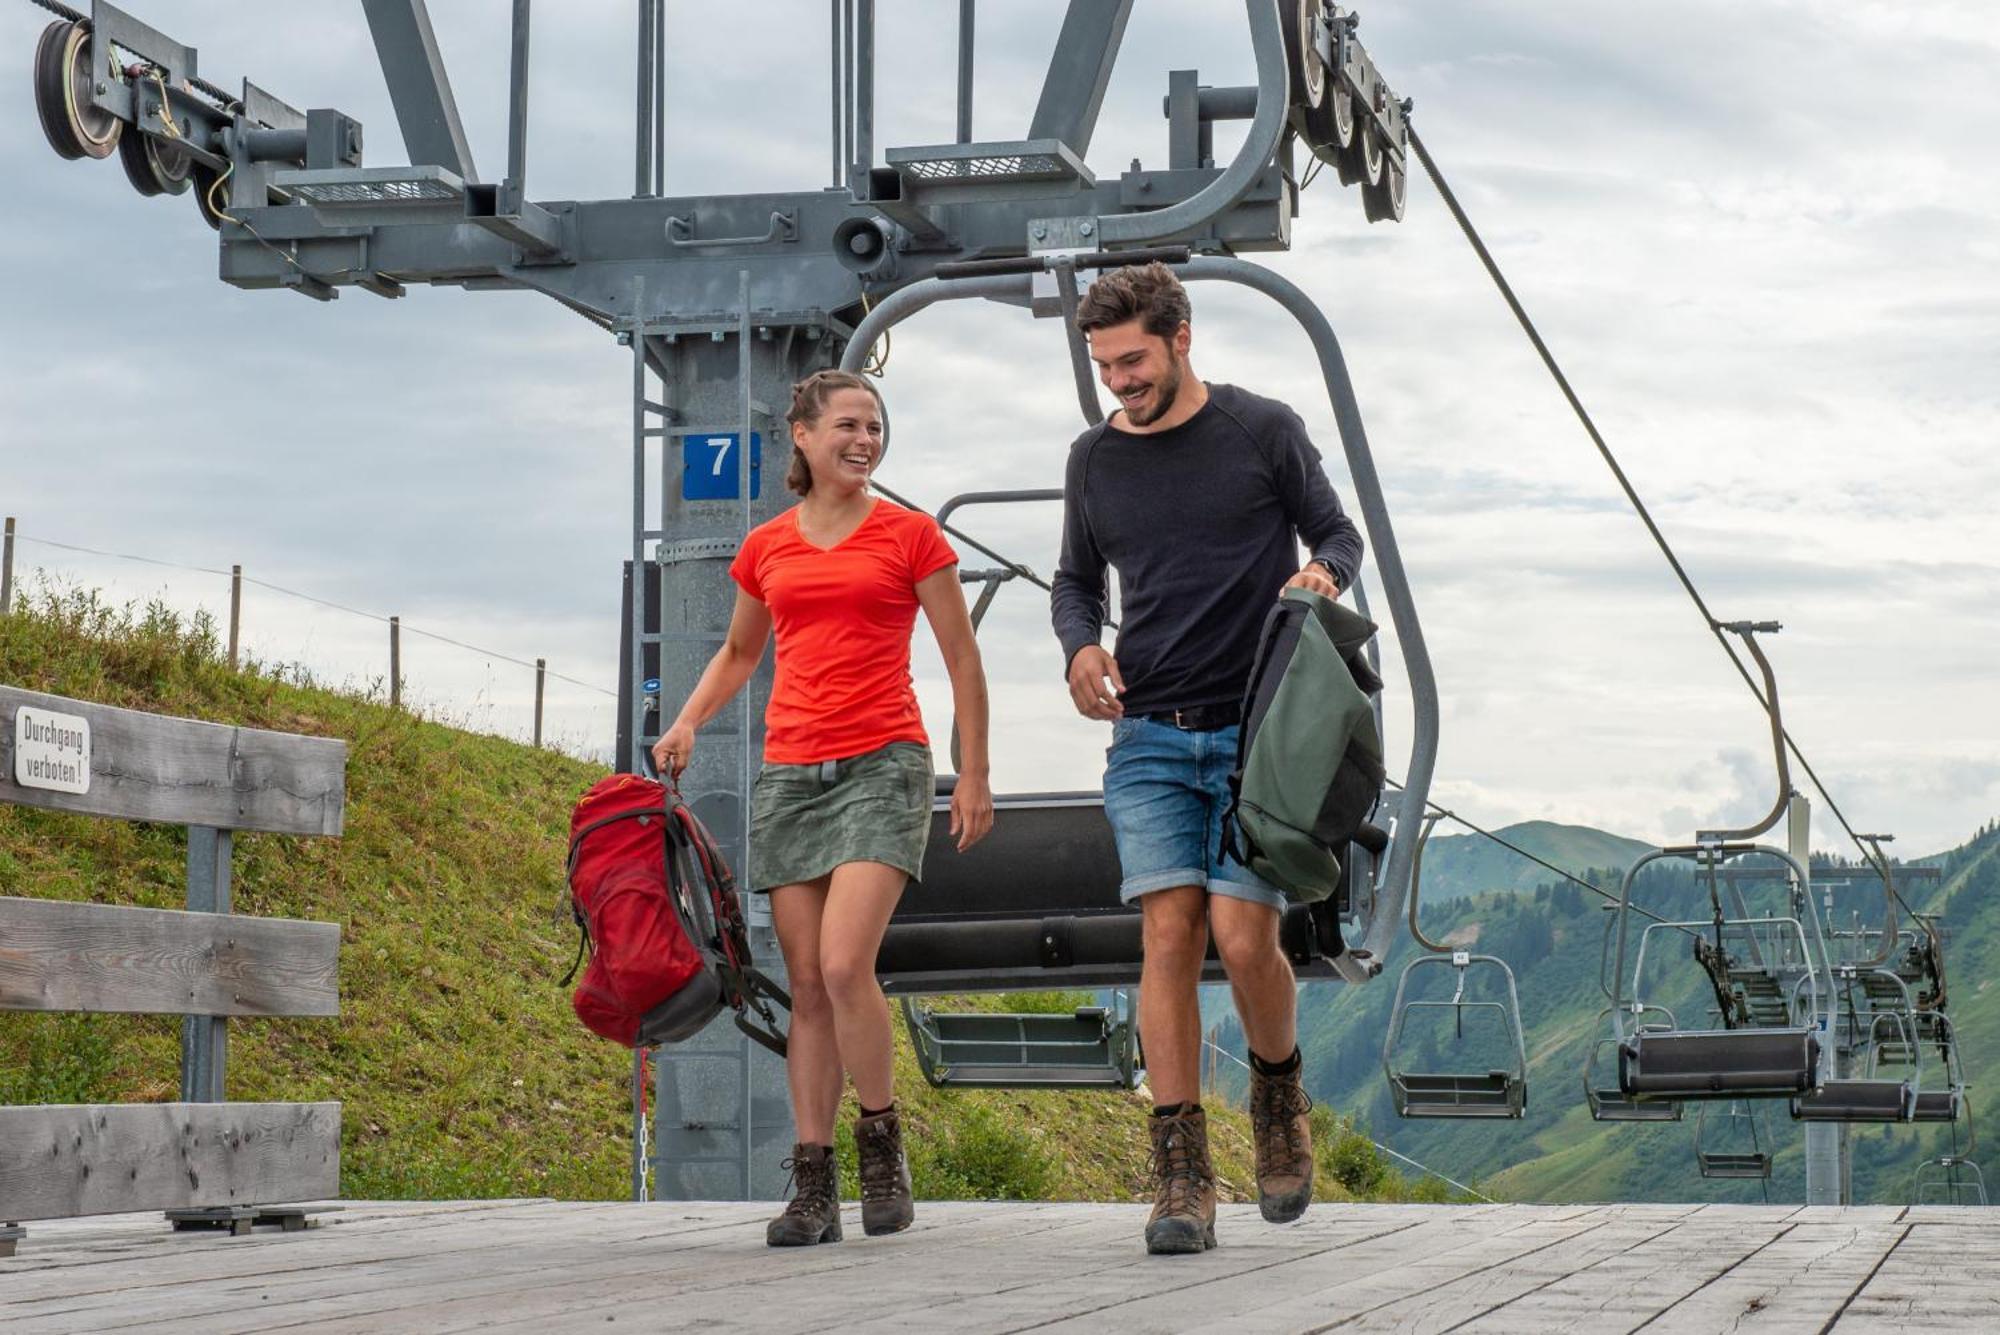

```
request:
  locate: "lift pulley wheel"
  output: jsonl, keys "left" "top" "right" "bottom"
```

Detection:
{"left": 34, "top": 21, "right": 122, "bottom": 162}
{"left": 1362, "top": 155, "right": 1406, "bottom": 224}
{"left": 119, "top": 128, "right": 193, "bottom": 197}
{"left": 1283, "top": 0, "right": 1325, "bottom": 121}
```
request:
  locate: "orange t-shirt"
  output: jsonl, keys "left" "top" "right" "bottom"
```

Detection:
{"left": 730, "top": 500, "right": 959, "bottom": 764}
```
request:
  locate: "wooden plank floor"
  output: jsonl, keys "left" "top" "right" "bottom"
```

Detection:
{"left": 2, "top": 1200, "right": 1995, "bottom": 1333}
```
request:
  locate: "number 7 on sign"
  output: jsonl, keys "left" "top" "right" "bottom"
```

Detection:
{"left": 679, "top": 431, "right": 762, "bottom": 501}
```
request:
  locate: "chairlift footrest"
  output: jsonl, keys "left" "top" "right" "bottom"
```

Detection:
{"left": 1390, "top": 1071, "right": 1525, "bottom": 1119}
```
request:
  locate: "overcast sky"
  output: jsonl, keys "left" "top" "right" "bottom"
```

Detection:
{"left": 2, "top": 1, "right": 1994, "bottom": 858}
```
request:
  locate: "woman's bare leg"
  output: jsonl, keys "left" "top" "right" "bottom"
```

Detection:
{"left": 817, "top": 860, "right": 909, "bottom": 1110}
{"left": 770, "top": 877, "right": 842, "bottom": 1143}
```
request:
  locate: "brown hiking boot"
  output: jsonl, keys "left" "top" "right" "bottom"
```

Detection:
{"left": 856, "top": 1107, "right": 914, "bottom": 1236}
{"left": 1250, "top": 1056, "right": 1314, "bottom": 1223}
{"left": 766, "top": 1143, "right": 842, "bottom": 1246}
{"left": 1144, "top": 1106, "right": 1217, "bottom": 1254}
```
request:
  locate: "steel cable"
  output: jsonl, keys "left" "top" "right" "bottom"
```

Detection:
{"left": 1406, "top": 126, "right": 1906, "bottom": 903}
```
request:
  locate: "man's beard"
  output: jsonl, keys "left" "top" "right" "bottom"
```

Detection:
{"left": 1124, "top": 357, "right": 1185, "bottom": 427}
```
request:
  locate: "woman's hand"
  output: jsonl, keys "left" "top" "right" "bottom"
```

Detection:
{"left": 652, "top": 721, "right": 696, "bottom": 780}
{"left": 949, "top": 769, "right": 995, "bottom": 853}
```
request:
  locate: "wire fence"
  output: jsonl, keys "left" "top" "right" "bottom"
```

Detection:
{"left": 1, "top": 516, "right": 618, "bottom": 760}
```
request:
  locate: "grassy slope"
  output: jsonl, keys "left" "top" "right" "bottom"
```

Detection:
{"left": 0, "top": 585, "right": 1410, "bottom": 1205}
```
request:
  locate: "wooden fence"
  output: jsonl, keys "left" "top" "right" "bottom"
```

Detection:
{"left": 0, "top": 685, "right": 347, "bottom": 1254}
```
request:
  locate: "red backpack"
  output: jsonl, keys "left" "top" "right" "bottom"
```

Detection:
{"left": 562, "top": 772, "right": 788, "bottom": 1053}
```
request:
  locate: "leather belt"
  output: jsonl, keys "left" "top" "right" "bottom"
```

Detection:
{"left": 1136, "top": 701, "right": 1242, "bottom": 732}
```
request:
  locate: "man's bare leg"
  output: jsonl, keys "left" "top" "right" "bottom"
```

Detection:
{"left": 1209, "top": 896, "right": 1296, "bottom": 1064}
{"left": 1137, "top": 885, "right": 1210, "bottom": 1106}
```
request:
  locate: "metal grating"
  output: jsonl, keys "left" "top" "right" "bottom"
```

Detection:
{"left": 902, "top": 153, "right": 1069, "bottom": 182}
{"left": 887, "top": 139, "right": 1090, "bottom": 189}
{"left": 292, "top": 178, "right": 459, "bottom": 205}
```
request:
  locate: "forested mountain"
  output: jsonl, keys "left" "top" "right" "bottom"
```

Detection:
{"left": 1210, "top": 820, "right": 2000, "bottom": 1205}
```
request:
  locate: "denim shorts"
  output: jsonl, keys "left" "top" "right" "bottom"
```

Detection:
{"left": 1102, "top": 716, "right": 1288, "bottom": 911}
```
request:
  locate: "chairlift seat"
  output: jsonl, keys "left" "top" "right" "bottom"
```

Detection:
{"left": 1912, "top": 1089, "right": 1964, "bottom": 1123}
{"left": 1390, "top": 1070, "right": 1525, "bottom": 1119}
{"left": 876, "top": 791, "right": 1350, "bottom": 992}
{"left": 1618, "top": 1028, "right": 1819, "bottom": 1100}
{"left": 1793, "top": 1078, "right": 1913, "bottom": 1123}
{"left": 1697, "top": 1150, "right": 1773, "bottom": 1180}
{"left": 902, "top": 1000, "right": 1139, "bottom": 1090}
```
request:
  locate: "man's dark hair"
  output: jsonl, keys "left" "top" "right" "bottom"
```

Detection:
{"left": 1074, "top": 261, "right": 1192, "bottom": 338}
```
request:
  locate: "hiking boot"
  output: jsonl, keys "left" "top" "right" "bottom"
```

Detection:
{"left": 766, "top": 1143, "right": 842, "bottom": 1246}
{"left": 856, "top": 1107, "right": 914, "bottom": 1236}
{"left": 1250, "top": 1055, "right": 1314, "bottom": 1223}
{"left": 1144, "top": 1106, "right": 1217, "bottom": 1255}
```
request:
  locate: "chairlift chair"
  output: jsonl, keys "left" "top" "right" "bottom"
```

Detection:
{"left": 1585, "top": 1007, "right": 1682, "bottom": 1122}
{"left": 1913, "top": 1096, "right": 1986, "bottom": 1206}
{"left": 1382, "top": 950, "right": 1529, "bottom": 1118}
{"left": 1380, "top": 816, "right": 1528, "bottom": 1118}
{"left": 902, "top": 992, "right": 1140, "bottom": 1090}
{"left": 1607, "top": 626, "right": 1836, "bottom": 1106}
{"left": 1793, "top": 992, "right": 1919, "bottom": 1124}
{"left": 1695, "top": 1099, "right": 1774, "bottom": 1179}
{"left": 1914, "top": 1156, "right": 1989, "bottom": 1207}
{"left": 1910, "top": 1012, "right": 1968, "bottom": 1125}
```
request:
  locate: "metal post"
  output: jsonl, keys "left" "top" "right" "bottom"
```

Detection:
{"left": 630, "top": 1047, "right": 648, "bottom": 1201}
{"left": 1795, "top": 791, "right": 1844, "bottom": 1205}
{"left": 854, "top": 0, "right": 875, "bottom": 181}
{"left": 956, "top": 0, "right": 975, "bottom": 144}
{"left": 533, "top": 657, "right": 546, "bottom": 747}
{"left": 227, "top": 564, "right": 242, "bottom": 669}
{"left": 652, "top": 0, "right": 666, "bottom": 197}
{"left": 389, "top": 616, "right": 402, "bottom": 710}
{"left": 1, "top": 516, "right": 13, "bottom": 616}
{"left": 829, "top": 0, "right": 843, "bottom": 186}
{"left": 505, "top": 0, "right": 531, "bottom": 208}
{"left": 179, "top": 826, "right": 232, "bottom": 1103}
{"left": 634, "top": 0, "right": 655, "bottom": 196}
{"left": 841, "top": 0, "right": 855, "bottom": 188}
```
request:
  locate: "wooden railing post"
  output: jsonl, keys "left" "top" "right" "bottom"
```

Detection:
{"left": 389, "top": 616, "right": 402, "bottom": 710}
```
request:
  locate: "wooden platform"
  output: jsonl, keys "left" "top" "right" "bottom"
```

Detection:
{"left": 2, "top": 1199, "right": 1995, "bottom": 1332}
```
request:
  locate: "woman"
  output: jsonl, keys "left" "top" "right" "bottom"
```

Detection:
{"left": 651, "top": 369, "right": 993, "bottom": 1246}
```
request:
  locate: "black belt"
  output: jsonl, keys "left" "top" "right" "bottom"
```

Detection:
{"left": 1135, "top": 702, "right": 1241, "bottom": 732}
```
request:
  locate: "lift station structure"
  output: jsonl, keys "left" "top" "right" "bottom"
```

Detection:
{"left": 23, "top": 0, "right": 1972, "bottom": 1211}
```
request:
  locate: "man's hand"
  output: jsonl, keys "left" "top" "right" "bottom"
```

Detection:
{"left": 1067, "top": 645, "right": 1126, "bottom": 720}
{"left": 1284, "top": 561, "right": 1340, "bottom": 599}
{"left": 949, "top": 769, "right": 995, "bottom": 852}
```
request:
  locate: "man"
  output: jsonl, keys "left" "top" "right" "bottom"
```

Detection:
{"left": 1050, "top": 262, "right": 1364, "bottom": 1255}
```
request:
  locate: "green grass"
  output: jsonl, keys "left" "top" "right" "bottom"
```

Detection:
{"left": 1, "top": 581, "right": 1417, "bottom": 1204}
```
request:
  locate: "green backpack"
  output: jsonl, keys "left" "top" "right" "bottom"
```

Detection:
{"left": 1221, "top": 588, "right": 1386, "bottom": 907}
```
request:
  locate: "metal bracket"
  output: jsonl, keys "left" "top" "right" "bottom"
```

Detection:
{"left": 654, "top": 537, "right": 741, "bottom": 564}
{"left": 666, "top": 211, "right": 798, "bottom": 249}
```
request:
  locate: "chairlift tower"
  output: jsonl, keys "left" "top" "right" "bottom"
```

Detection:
{"left": 26, "top": 0, "right": 1436, "bottom": 1201}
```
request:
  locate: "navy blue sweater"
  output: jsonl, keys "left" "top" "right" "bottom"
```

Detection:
{"left": 1049, "top": 383, "right": 1365, "bottom": 716}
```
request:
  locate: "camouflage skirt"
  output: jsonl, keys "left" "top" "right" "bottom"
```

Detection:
{"left": 748, "top": 740, "right": 935, "bottom": 892}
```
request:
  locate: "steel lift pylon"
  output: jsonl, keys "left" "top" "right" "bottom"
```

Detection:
{"left": 25, "top": 0, "right": 1432, "bottom": 1200}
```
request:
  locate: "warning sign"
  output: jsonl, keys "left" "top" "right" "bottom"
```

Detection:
{"left": 13, "top": 706, "right": 91, "bottom": 794}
